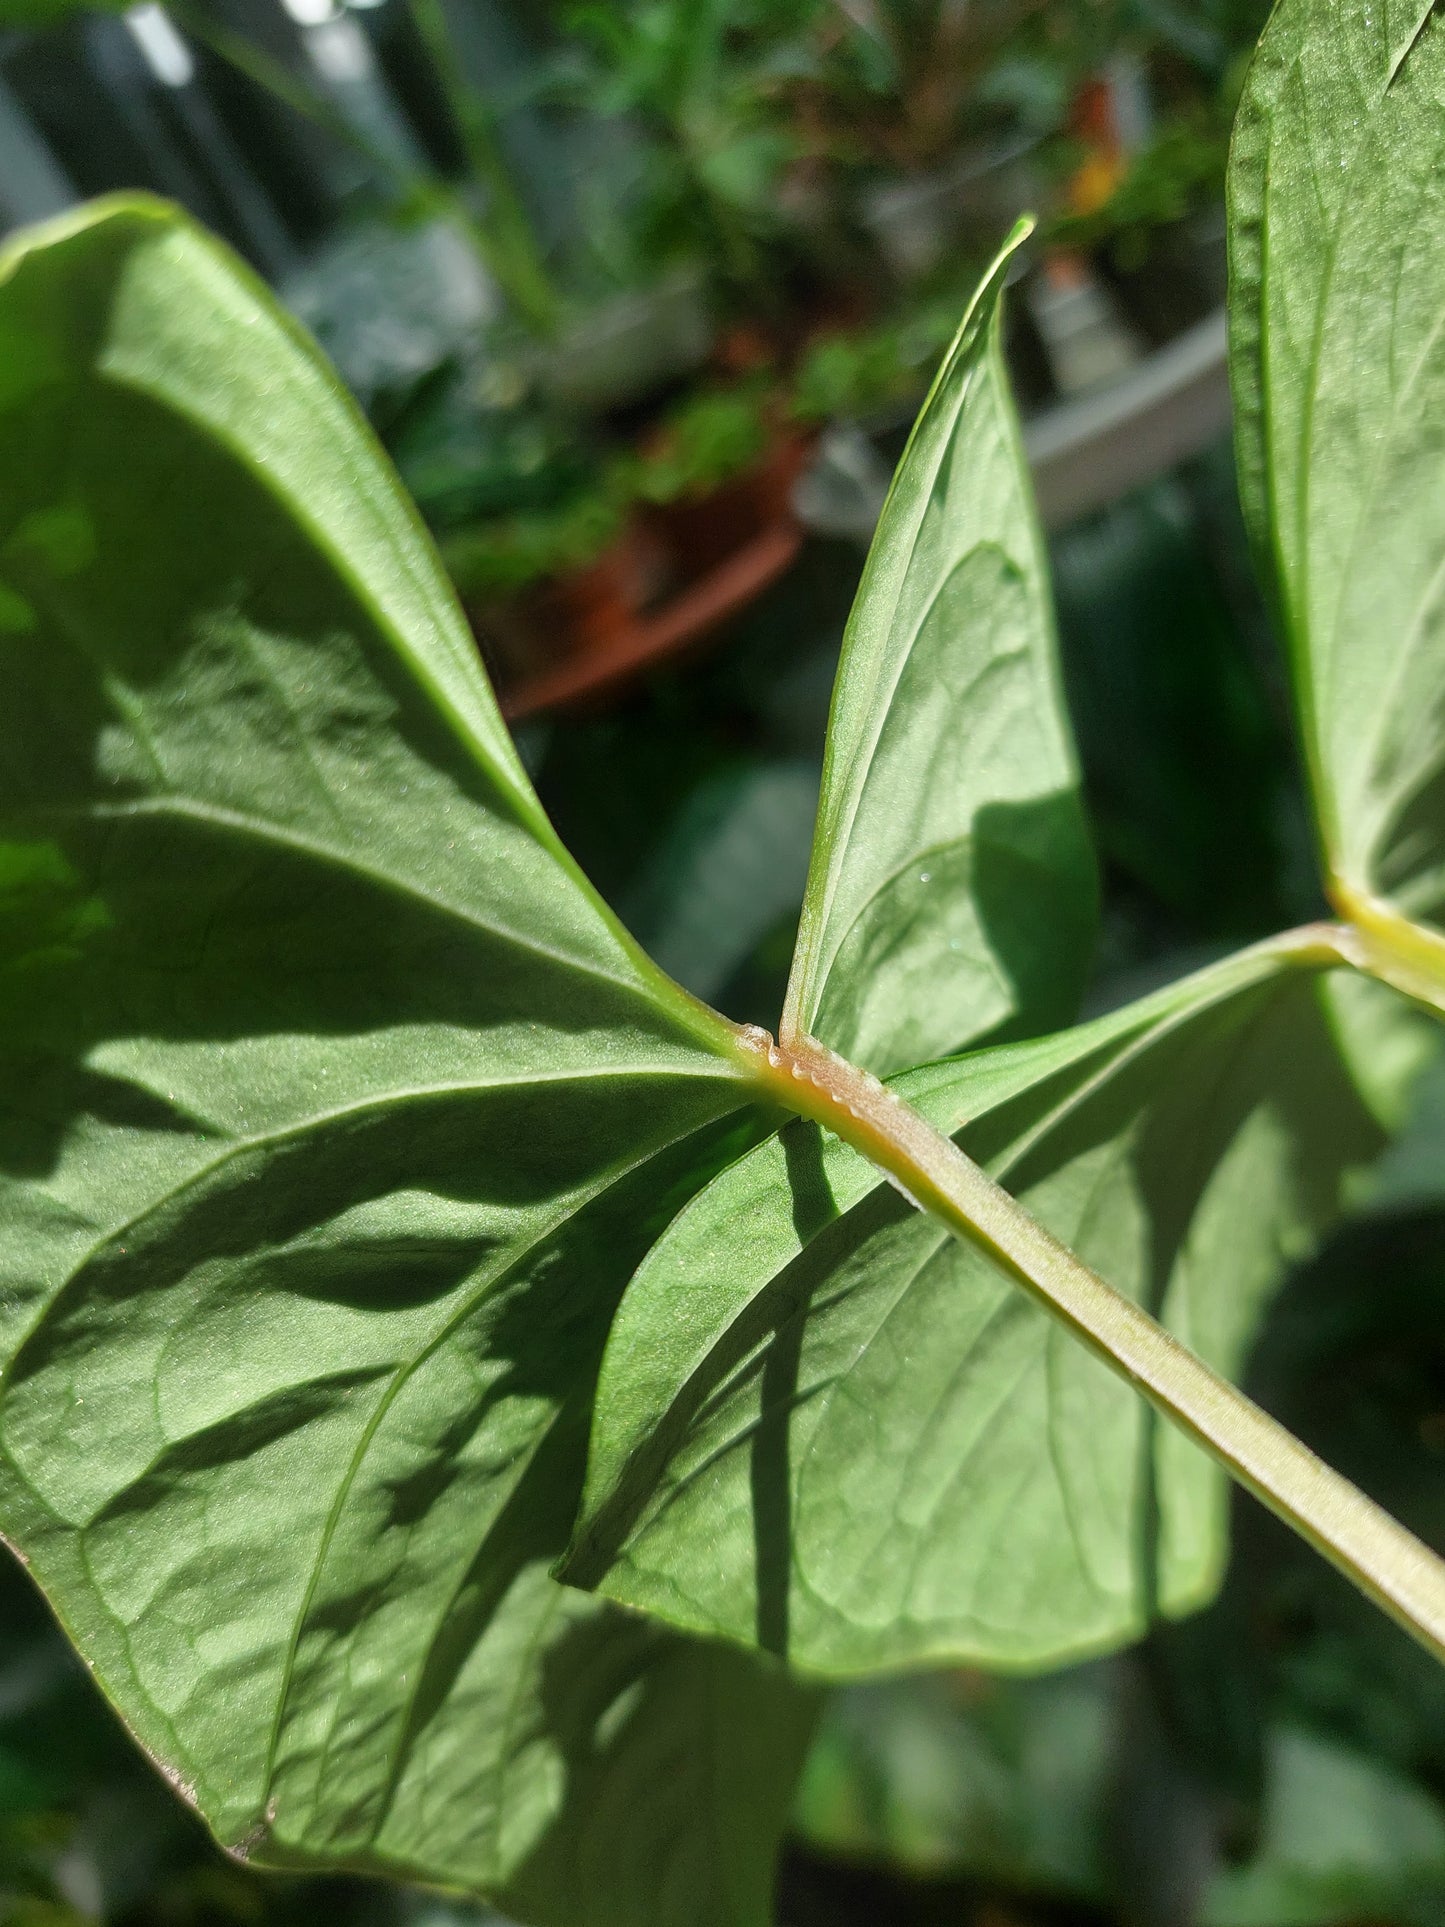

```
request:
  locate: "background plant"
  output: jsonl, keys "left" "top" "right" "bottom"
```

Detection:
{"left": 547, "top": 0, "right": 817, "bottom": 305}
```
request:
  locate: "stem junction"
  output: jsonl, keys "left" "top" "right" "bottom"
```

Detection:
{"left": 731, "top": 935, "right": 1445, "bottom": 1667}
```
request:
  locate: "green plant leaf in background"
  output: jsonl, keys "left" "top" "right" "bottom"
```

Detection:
{"left": 796, "top": 1683, "right": 1445, "bottom": 1925}
{"left": 782, "top": 217, "right": 1096, "bottom": 1080}
{"left": 0, "top": 196, "right": 816, "bottom": 1923}
{"left": 1229, "top": 0, "right": 1445, "bottom": 929}
{"left": 620, "top": 761, "right": 820, "bottom": 1008}
{"left": 794, "top": 1662, "right": 1114, "bottom": 1900}
{"left": 1204, "top": 1724, "right": 1445, "bottom": 1926}
{"left": 0, "top": 0, "right": 123, "bottom": 22}
{"left": 566, "top": 946, "right": 1381, "bottom": 1671}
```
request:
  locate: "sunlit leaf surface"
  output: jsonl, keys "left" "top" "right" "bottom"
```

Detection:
{"left": 1230, "top": 0, "right": 1445, "bottom": 914}
{"left": 784, "top": 221, "right": 1095, "bottom": 1078}
{"left": 0, "top": 199, "right": 815, "bottom": 1923}
{"left": 569, "top": 951, "right": 1381, "bottom": 1672}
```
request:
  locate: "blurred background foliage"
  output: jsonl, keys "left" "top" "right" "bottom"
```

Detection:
{"left": 6, "top": 1, "right": 1445, "bottom": 1923}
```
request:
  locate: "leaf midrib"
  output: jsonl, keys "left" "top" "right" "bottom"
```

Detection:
{"left": 593, "top": 951, "right": 1294, "bottom": 1592}
{"left": 262, "top": 1110, "right": 747, "bottom": 1857}
{"left": 10, "top": 795, "right": 678, "bottom": 1010}
{"left": 76, "top": 208, "right": 545, "bottom": 845}
{"left": 0, "top": 1062, "right": 739, "bottom": 1411}
{"left": 800, "top": 370, "right": 993, "bottom": 1024}
{"left": 4, "top": 1080, "right": 753, "bottom": 1857}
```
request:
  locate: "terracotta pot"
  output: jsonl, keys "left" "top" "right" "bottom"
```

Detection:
{"left": 471, "top": 521, "right": 654, "bottom": 686}
{"left": 649, "top": 430, "right": 812, "bottom": 579}
{"left": 501, "top": 519, "right": 805, "bottom": 722}
{"left": 482, "top": 433, "right": 814, "bottom": 718}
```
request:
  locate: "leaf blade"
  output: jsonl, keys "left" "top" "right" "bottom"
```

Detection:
{"left": 0, "top": 197, "right": 802, "bottom": 1923}
{"left": 569, "top": 949, "right": 1383, "bottom": 1673}
{"left": 783, "top": 220, "right": 1096, "bottom": 1077}
{"left": 1229, "top": 0, "right": 1445, "bottom": 909}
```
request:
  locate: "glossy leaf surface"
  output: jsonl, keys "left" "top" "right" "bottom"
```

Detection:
{"left": 568, "top": 950, "right": 1381, "bottom": 1673}
{"left": 0, "top": 199, "right": 817, "bottom": 1921}
{"left": 1229, "top": 0, "right": 1445, "bottom": 913}
{"left": 783, "top": 221, "right": 1095, "bottom": 1079}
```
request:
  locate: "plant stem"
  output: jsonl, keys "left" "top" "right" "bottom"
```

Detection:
{"left": 405, "top": 0, "right": 562, "bottom": 336}
{"left": 172, "top": 4, "right": 391, "bottom": 170}
{"left": 1330, "top": 876, "right": 1445, "bottom": 1019}
{"left": 175, "top": 0, "right": 558, "bottom": 337}
{"left": 733, "top": 931, "right": 1445, "bottom": 1667}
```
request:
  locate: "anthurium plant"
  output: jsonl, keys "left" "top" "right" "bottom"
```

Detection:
{"left": 1, "top": 0, "right": 1444, "bottom": 1921}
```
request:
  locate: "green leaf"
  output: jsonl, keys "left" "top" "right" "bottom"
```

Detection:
{"left": 782, "top": 219, "right": 1096, "bottom": 1080}
{"left": 0, "top": 196, "right": 810, "bottom": 1922}
{"left": 1203, "top": 1725, "right": 1445, "bottom": 1926}
{"left": 566, "top": 947, "right": 1382, "bottom": 1672}
{"left": 1228, "top": 0, "right": 1445, "bottom": 914}
{"left": 794, "top": 1664, "right": 1113, "bottom": 1898}
{"left": 504, "top": 1628, "right": 816, "bottom": 1927}
{"left": 621, "top": 761, "right": 819, "bottom": 1006}
{"left": 0, "top": 0, "right": 125, "bottom": 22}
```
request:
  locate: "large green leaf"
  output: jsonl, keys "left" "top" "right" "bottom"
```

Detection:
{"left": 782, "top": 220, "right": 1096, "bottom": 1080}
{"left": 566, "top": 946, "right": 1383, "bottom": 1673}
{"left": 1229, "top": 0, "right": 1445, "bottom": 914}
{"left": 0, "top": 197, "right": 816, "bottom": 1921}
